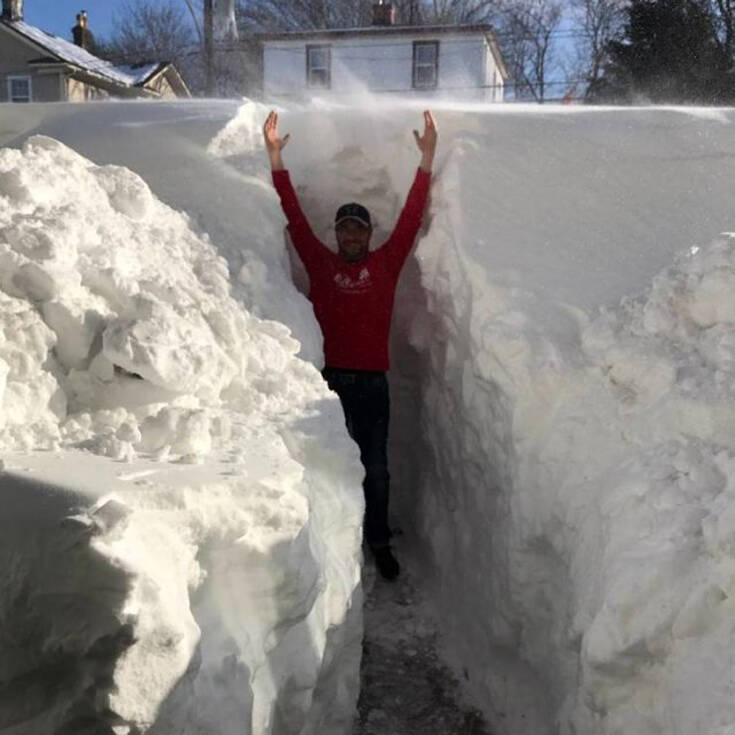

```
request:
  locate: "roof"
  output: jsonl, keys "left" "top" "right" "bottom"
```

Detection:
{"left": 256, "top": 23, "right": 498, "bottom": 42}
{"left": 115, "top": 62, "right": 169, "bottom": 86}
{"left": 0, "top": 19, "right": 186, "bottom": 92}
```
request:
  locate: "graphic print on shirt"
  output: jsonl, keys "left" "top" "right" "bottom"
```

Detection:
{"left": 334, "top": 266, "right": 373, "bottom": 294}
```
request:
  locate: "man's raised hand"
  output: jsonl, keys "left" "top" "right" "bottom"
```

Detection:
{"left": 413, "top": 110, "right": 438, "bottom": 173}
{"left": 263, "top": 110, "right": 290, "bottom": 171}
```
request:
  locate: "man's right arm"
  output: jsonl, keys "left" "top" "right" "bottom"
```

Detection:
{"left": 264, "top": 111, "right": 324, "bottom": 270}
{"left": 271, "top": 171, "right": 325, "bottom": 267}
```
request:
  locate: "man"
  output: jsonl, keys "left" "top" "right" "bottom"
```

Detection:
{"left": 264, "top": 109, "right": 437, "bottom": 580}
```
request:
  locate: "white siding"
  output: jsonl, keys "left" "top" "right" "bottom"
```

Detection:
{"left": 484, "top": 40, "right": 504, "bottom": 102}
{"left": 263, "top": 32, "right": 504, "bottom": 101}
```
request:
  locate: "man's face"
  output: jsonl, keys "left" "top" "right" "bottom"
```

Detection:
{"left": 336, "top": 219, "right": 372, "bottom": 263}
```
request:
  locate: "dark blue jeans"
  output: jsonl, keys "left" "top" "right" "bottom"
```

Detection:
{"left": 322, "top": 367, "right": 391, "bottom": 548}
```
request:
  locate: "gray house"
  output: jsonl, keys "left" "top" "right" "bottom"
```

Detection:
{"left": 0, "top": 0, "right": 190, "bottom": 102}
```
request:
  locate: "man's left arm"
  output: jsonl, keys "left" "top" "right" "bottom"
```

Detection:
{"left": 383, "top": 111, "right": 437, "bottom": 271}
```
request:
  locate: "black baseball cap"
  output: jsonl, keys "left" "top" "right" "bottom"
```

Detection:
{"left": 335, "top": 202, "right": 371, "bottom": 228}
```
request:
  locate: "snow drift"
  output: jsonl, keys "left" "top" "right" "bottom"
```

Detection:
{"left": 0, "top": 130, "right": 363, "bottom": 734}
{"left": 3, "top": 100, "right": 735, "bottom": 735}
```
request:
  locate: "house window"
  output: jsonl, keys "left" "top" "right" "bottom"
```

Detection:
{"left": 306, "top": 45, "right": 331, "bottom": 88}
{"left": 8, "top": 75, "right": 31, "bottom": 103}
{"left": 413, "top": 41, "right": 439, "bottom": 89}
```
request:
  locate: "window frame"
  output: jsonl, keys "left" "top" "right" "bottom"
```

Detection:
{"left": 412, "top": 40, "right": 439, "bottom": 90}
{"left": 306, "top": 44, "right": 331, "bottom": 89}
{"left": 7, "top": 74, "right": 32, "bottom": 103}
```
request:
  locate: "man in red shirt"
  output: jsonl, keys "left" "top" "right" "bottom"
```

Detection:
{"left": 264, "top": 110, "right": 437, "bottom": 580}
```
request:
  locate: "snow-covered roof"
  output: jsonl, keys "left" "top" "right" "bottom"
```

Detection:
{"left": 1, "top": 19, "right": 169, "bottom": 88}
{"left": 114, "top": 62, "right": 168, "bottom": 86}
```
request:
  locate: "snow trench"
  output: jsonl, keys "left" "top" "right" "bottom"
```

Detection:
{"left": 234, "top": 102, "right": 735, "bottom": 735}
{"left": 3, "top": 100, "right": 735, "bottom": 735}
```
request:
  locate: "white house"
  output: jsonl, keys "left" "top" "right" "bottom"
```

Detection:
{"left": 258, "top": 4, "right": 507, "bottom": 102}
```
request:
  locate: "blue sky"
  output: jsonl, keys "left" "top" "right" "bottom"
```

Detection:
{"left": 24, "top": 0, "right": 151, "bottom": 41}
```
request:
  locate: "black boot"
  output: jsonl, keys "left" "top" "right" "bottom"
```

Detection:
{"left": 373, "top": 546, "right": 400, "bottom": 581}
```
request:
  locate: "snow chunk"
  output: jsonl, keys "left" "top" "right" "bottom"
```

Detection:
{"left": 103, "top": 299, "right": 237, "bottom": 398}
{"left": 94, "top": 165, "right": 154, "bottom": 221}
{"left": 0, "top": 134, "right": 283, "bottom": 458}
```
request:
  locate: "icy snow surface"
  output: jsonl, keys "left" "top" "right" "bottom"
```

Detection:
{"left": 354, "top": 557, "right": 491, "bottom": 734}
{"left": 2, "top": 99, "right": 735, "bottom": 735}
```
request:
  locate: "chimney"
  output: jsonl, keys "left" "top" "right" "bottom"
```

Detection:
{"left": 72, "top": 10, "right": 95, "bottom": 51}
{"left": 1, "top": 0, "right": 23, "bottom": 21}
{"left": 372, "top": 1, "right": 395, "bottom": 26}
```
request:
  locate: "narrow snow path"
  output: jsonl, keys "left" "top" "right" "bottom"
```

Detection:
{"left": 354, "top": 546, "right": 493, "bottom": 735}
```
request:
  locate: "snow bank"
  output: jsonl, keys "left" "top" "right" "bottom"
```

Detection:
{"left": 0, "top": 133, "right": 363, "bottom": 733}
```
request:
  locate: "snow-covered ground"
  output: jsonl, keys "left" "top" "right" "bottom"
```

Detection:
{"left": 2, "top": 99, "right": 735, "bottom": 735}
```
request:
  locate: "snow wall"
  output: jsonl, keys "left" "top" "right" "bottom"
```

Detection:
{"left": 0, "top": 109, "right": 363, "bottom": 734}
{"left": 3, "top": 100, "right": 735, "bottom": 735}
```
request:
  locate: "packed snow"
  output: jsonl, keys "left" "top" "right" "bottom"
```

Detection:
{"left": 2, "top": 99, "right": 735, "bottom": 735}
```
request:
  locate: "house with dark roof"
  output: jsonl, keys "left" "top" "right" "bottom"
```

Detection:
{"left": 258, "top": 2, "right": 507, "bottom": 102}
{"left": 0, "top": 0, "right": 190, "bottom": 103}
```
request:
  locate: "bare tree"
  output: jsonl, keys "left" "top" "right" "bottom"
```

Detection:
{"left": 571, "top": 0, "right": 626, "bottom": 100}
{"left": 213, "top": 0, "right": 239, "bottom": 40}
{"left": 182, "top": 0, "right": 204, "bottom": 43}
{"left": 236, "top": 0, "right": 374, "bottom": 31}
{"left": 104, "top": 0, "right": 195, "bottom": 66}
{"left": 386, "top": 0, "right": 499, "bottom": 25}
{"left": 420, "top": 0, "right": 497, "bottom": 23}
{"left": 710, "top": 0, "right": 735, "bottom": 60}
{"left": 495, "top": 0, "right": 563, "bottom": 101}
{"left": 236, "top": 0, "right": 498, "bottom": 30}
{"left": 178, "top": 0, "right": 238, "bottom": 41}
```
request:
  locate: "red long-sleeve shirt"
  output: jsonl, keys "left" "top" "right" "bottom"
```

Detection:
{"left": 272, "top": 168, "right": 430, "bottom": 371}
